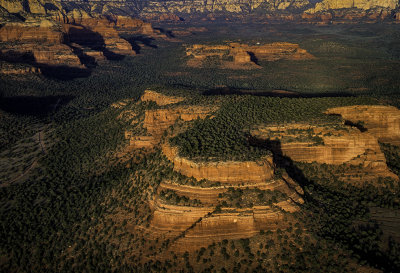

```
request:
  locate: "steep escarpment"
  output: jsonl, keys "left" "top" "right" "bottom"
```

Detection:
{"left": 1, "top": 0, "right": 399, "bottom": 23}
{"left": 63, "top": 19, "right": 135, "bottom": 56}
{"left": 251, "top": 123, "right": 397, "bottom": 182}
{"left": 161, "top": 142, "right": 275, "bottom": 184}
{"left": 325, "top": 105, "right": 400, "bottom": 145}
{"left": 140, "top": 0, "right": 400, "bottom": 22}
{"left": 0, "top": 20, "right": 83, "bottom": 69}
{"left": 125, "top": 91, "right": 216, "bottom": 149}
{"left": 1, "top": 0, "right": 398, "bottom": 24}
{"left": 306, "top": 0, "right": 398, "bottom": 14}
{"left": 112, "top": 88, "right": 400, "bottom": 260}
{"left": 150, "top": 174, "right": 302, "bottom": 251}
{"left": 186, "top": 42, "right": 314, "bottom": 69}
{"left": 119, "top": 90, "right": 303, "bottom": 250}
{"left": 140, "top": 89, "right": 185, "bottom": 105}
{"left": 0, "top": 10, "right": 160, "bottom": 75}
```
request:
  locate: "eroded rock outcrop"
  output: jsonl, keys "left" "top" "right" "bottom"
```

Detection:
{"left": 63, "top": 19, "right": 135, "bottom": 56}
{"left": 1, "top": 0, "right": 399, "bottom": 23}
{"left": 186, "top": 42, "right": 314, "bottom": 69}
{"left": 144, "top": 106, "right": 213, "bottom": 138}
{"left": 140, "top": 89, "right": 185, "bottom": 105}
{"left": 325, "top": 105, "right": 400, "bottom": 145}
{"left": 126, "top": 91, "right": 216, "bottom": 149}
{"left": 251, "top": 121, "right": 398, "bottom": 181}
{"left": 150, "top": 177, "right": 302, "bottom": 251}
{"left": 0, "top": 20, "right": 83, "bottom": 69}
{"left": 141, "top": 0, "right": 310, "bottom": 17}
{"left": 0, "top": 20, "right": 63, "bottom": 43}
{"left": 306, "top": 0, "right": 398, "bottom": 14}
{"left": 161, "top": 142, "right": 275, "bottom": 184}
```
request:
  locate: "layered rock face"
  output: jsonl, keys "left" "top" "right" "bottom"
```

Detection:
{"left": 306, "top": 0, "right": 398, "bottom": 14}
{"left": 141, "top": 0, "right": 309, "bottom": 16}
{"left": 150, "top": 166, "right": 302, "bottom": 251}
{"left": 122, "top": 90, "right": 303, "bottom": 250}
{"left": 0, "top": 20, "right": 83, "bottom": 68}
{"left": 0, "top": 6, "right": 158, "bottom": 74}
{"left": 140, "top": 89, "right": 185, "bottom": 105}
{"left": 252, "top": 124, "right": 380, "bottom": 164}
{"left": 2, "top": 0, "right": 399, "bottom": 23}
{"left": 251, "top": 105, "right": 400, "bottom": 182}
{"left": 251, "top": 124, "right": 395, "bottom": 177}
{"left": 121, "top": 91, "right": 399, "bottom": 251}
{"left": 128, "top": 106, "right": 213, "bottom": 148}
{"left": 325, "top": 105, "right": 400, "bottom": 145}
{"left": 63, "top": 19, "right": 135, "bottom": 56}
{"left": 141, "top": 0, "right": 400, "bottom": 22}
{"left": 161, "top": 142, "right": 275, "bottom": 184}
{"left": 125, "top": 90, "right": 215, "bottom": 149}
{"left": 0, "top": 21, "right": 63, "bottom": 43}
{"left": 186, "top": 42, "right": 314, "bottom": 69}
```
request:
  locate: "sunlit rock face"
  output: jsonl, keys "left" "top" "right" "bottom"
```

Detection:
{"left": 186, "top": 42, "right": 315, "bottom": 70}
{"left": 161, "top": 142, "right": 275, "bottom": 184}
{"left": 0, "top": 20, "right": 83, "bottom": 68}
{"left": 306, "top": 0, "right": 399, "bottom": 13}
{"left": 141, "top": 0, "right": 310, "bottom": 15}
{"left": 1, "top": 0, "right": 399, "bottom": 22}
{"left": 325, "top": 105, "right": 400, "bottom": 145}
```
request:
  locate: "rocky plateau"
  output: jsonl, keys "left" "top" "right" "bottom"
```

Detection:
{"left": 0, "top": 2, "right": 161, "bottom": 75}
{"left": 120, "top": 90, "right": 400, "bottom": 250}
{"left": 186, "top": 42, "right": 315, "bottom": 69}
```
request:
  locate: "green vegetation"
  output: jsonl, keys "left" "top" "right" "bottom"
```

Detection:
{"left": 380, "top": 143, "right": 400, "bottom": 176}
{"left": 171, "top": 95, "right": 376, "bottom": 161}
{"left": 1, "top": 22, "right": 400, "bottom": 272}
{"left": 218, "top": 187, "right": 287, "bottom": 208}
{"left": 159, "top": 189, "right": 202, "bottom": 206}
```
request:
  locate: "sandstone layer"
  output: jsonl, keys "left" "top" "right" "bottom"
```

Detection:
{"left": 325, "top": 105, "right": 400, "bottom": 145}
{"left": 0, "top": 21, "right": 83, "bottom": 69}
{"left": 150, "top": 183, "right": 301, "bottom": 251}
{"left": 161, "top": 142, "right": 275, "bottom": 184}
{"left": 186, "top": 42, "right": 314, "bottom": 69}
{"left": 251, "top": 121, "right": 398, "bottom": 181}
{"left": 140, "top": 89, "right": 185, "bottom": 106}
{"left": 126, "top": 91, "right": 216, "bottom": 149}
{"left": 118, "top": 90, "right": 303, "bottom": 250}
{"left": 306, "top": 0, "right": 398, "bottom": 14}
{"left": 1, "top": 0, "right": 399, "bottom": 23}
{"left": 0, "top": 13, "right": 159, "bottom": 74}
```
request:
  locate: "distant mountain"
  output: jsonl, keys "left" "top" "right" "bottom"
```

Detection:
{"left": 0, "top": 0, "right": 399, "bottom": 22}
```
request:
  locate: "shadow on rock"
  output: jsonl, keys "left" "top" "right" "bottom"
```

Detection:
{"left": 66, "top": 26, "right": 125, "bottom": 61}
{"left": 124, "top": 35, "right": 158, "bottom": 54}
{"left": 0, "top": 50, "right": 92, "bottom": 81}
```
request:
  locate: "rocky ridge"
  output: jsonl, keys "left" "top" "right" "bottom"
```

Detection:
{"left": 120, "top": 90, "right": 400, "bottom": 250}
{"left": 251, "top": 122, "right": 398, "bottom": 183}
{"left": 325, "top": 105, "right": 400, "bottom": 145}
{"left": 186, "top": 42, "right": 314, "bottom": 69}
{"left": 0, "top": 11, "right": 160, "bottom": 74}
{"left": 1, "top": 0, "right": 399, "bottom": 22}
{"left": 123, "top": 90, "right": 303, "bottom": 250}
